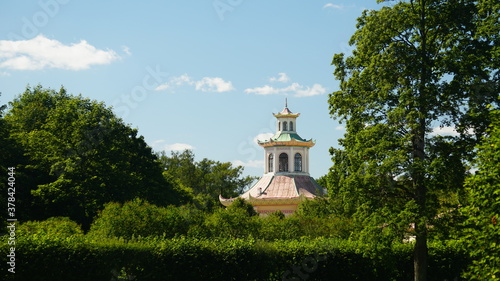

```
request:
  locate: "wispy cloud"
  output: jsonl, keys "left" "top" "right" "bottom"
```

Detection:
{"left": 323, "top": 3, "right": 345, "bottom": 9}
{"left": 245, "top": 73, "right": 326, "bottom": 97}
{"left": 253, "top": 132, "right": 274, "bottom": 144}
{"left": 0, "top": 71, "right": 10, "bottom": 76}
{"left": 155, "top": 74, "right": 234, "bottom": 93}
{"left": 152, "top": 140, "right": 195, "bottom": 152}
{"left": 155, "top": 84, "right": 170, "bottom": 91}
{"left": 121, "top": 45, "right": 132, "bottom": 56}
{"left": 335, "top": 125, "right": 345, "bottom": 130}
{"left": 323, "top": 3, "right": 356, "bottom": 10}
{"left": 295, "top": 83, "right": 327, "bottom": 97}
{"left": 164, "top": 143, "right": 195, "bottom": 151}
{"left": 269, "top": 72, "right": 290, "bottom": 83}
{"left": 195, "top": 77, "right": 235, "bottom": 92}
{"left": 0, "top": 34, "right": 120, "bottom": 70}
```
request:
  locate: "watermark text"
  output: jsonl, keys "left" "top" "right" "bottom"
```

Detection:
{"left": 6, "top": 167, "right": 17, "bottom": 274}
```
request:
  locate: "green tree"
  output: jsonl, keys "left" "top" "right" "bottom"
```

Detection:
{"left": 327, "top": 1, "right": 498, "bottom": 280}
{"left": 89, "top": 198, "right": 192, "bottom": 239}
{"left": 200, "top": 199, "right": 260, "bottom": 239}
{"left": 5, "top": 86, "right": 180, "bottom": 227}
{"left": 0, "top": 93, "right": 26, "bottom": 231}
{"left": 227, "top": 197, "right": 258, "bottom": 216}
{"left": 0, "top": 95, "right": 8, "bottom": 230}
{"left": 159, "top": 150, "right": 256, "bottom": 209}
{"left": 461, "top": 106, "right": 499, "bottom": 280}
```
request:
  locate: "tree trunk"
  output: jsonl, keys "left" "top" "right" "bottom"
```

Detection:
{"left": 412, "top": 117, "right": 428, "bottom": 281}
{"left": 413, "top": 133, "right": 428, "bottom": 281}
{"left": 414, "top": 219, "right": 428, "bottom": 281}
{"left": 414, "top": 0, "right": 429, "bottom": 279}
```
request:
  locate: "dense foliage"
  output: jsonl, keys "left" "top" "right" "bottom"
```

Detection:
{"left": 86, "top": 197, "right": 352, "bottom": 241}
{"left": 0, "top": 8, "right": 497, "bottom": 274}
{"left": 0, "top": 94, "right": 24, "bottom": 231}
{"left": 3, "top": 86, "right": 181, "bottom": 227}
{"left": 1, "top": 228, "right": 468, "bottom": 281}
{"left": 326, "top": 0, "right": 498, "bottom": 280}
{"left": 461, "top": 107, "right": 500, "bottom": 280}
{"left": 159, "top": 150, "right": 256, "bottom": 210}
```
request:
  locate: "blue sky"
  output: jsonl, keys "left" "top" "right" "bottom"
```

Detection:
{"left": 0, "top": 0, "right": 386, "bottom": 179}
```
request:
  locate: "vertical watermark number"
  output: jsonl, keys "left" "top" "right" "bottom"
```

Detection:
{"left": 6, "top": 167, "right": 16, "bottom": 274}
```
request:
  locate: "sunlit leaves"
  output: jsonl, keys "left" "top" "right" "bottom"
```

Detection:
{"left": 461, "top": 107, "right": 500, "bottom": 280}
{"left": 5, "top": 86, "right": 179, "bottom": 227}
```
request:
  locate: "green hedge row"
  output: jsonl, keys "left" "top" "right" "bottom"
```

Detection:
{"left": 1, "top": 236, "right": 468, "bottom": 281}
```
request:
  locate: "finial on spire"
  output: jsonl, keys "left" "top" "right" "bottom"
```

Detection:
{"left": 285, "top": 98, "right": 288, "bottom": 108}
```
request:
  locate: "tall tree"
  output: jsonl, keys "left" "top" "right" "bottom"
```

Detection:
{"left": 5, "top": 85, "right": 180, "bottom": 227}
{"left": 159, "top": 150, "right": 256, "bottom": 210}
{"left": 327, "top": 1, "right": 498, "bottom": 280}
{"left": 0, "top": 93, "right": 27, "bottom": 231}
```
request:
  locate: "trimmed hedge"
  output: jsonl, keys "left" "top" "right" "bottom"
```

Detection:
{"left": 1, "top": 236, "right": 468, "bottom": 281}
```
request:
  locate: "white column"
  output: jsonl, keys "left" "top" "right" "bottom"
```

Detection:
{"left": 305, "top": 148, "right": 309, "bottom": 174}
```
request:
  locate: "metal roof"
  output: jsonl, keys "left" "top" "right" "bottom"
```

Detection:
{"left": 220, "top": 175, "right": 324, "bottom": 206}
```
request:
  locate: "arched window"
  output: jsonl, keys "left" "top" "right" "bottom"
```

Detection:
{"left": 279, "top": 153, "right": 288, "bottom": 172}
{"left": 294, "top": 153, "right": 302, "bottom": 172}
{"left": 278, "top": 122, "right": 281, "bottom": 131}
{"left": 268, "top": 153, "right": 274, "bottom": 173}
{"left": 290, "top": 121, "right": 294, "bottom": 131}
{"left": 283, "top": 121, "right": 288, "bottom": 131}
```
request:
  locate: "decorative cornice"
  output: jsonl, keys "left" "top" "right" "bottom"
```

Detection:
{"left": 247, "top": 194, "right": 307, "bottom": 205}
{"left": 258, "top": 139, "right": 315, "bottom": 148}
{"left": 219, "top": 194, "right": 311, "bottom": 207}
{"left": 273, "top": 112, "right": 300, "bottom": 118}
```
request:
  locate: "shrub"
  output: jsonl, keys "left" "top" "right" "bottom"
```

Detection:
{"left": 88, "top": 198, "right": 190, "bottom": 239}
{"left": 0, "top": 235, "right": 469, "bottom": 281}
{"left": 199, "top": 207, "right": 261, "bottom": 238}
{"left": 227, "top": 197, "right": 258, "bottom": 216}
{"left": 17, "top": 217, "right": 83, "bottom": 237}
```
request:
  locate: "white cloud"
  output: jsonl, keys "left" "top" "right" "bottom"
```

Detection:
{"left": 152, "top": 140, "right": 195, "bottom": 152}
{"left": 154, "top": 83, "right": 170, "bottom": 91}
{"left": 430, "top": 126, "right": 459, "bottom": 136}
{"left": 253, "top": 132, "right": 274, "bottom": 144}
{"left": 269, "top": 72, "right": 290, "bottom": 83}
{"left": 295, "top": 83, "right": 327, "bottom": 97}
{"left": 171, "top": 74, "right": 193, "bottom": 86}
{"left": 152, "top": 139, "right": 166, "bottom": 147}
{"left": 155, "top": 74, "right": 234, "bottom": 93}
{"left": 335, "top": 125, "right": 345, "bottom": 130}
{"left": 154, "top": 74, "right": 192, "bottom": 91}
{"left": 0, "top": 71, "right": 10, "bottom": 76}
{"left": 430, "top": 126, "right": 474, "bottom": 136}
{"left": 195, "top": 77, "right": 235, "bottom": 92}
{"left": 244, "top": 85, "right": 280, "bottom": 96}
{"left": 232, "top": 159, "right": 264, "bottom": 168}
{"left": 163, "top": 143, "right": 195, "bottom": 151}
{"left": 244, "top": 82, "right": 326, "bottom": 97}
{"left": 0, "top": 34, "right": 120, "bottom": 70}
{"left": 323, "top": 3, "right": 344, "bottom": 9}
{"left": 121, "top": 45, "right": 132, "bottom": 56}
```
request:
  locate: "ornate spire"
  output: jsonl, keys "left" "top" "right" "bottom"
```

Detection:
{"left": 274, "top": 99, "right": 300, "bottom": 118}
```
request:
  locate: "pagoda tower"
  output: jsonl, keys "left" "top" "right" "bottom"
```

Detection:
{"left": 220, "top": 101, "right": 324, "bottom": 216}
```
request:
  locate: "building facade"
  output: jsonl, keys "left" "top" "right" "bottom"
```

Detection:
{"left": 220, "top": 102, "right": 323, "bottom": 215}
